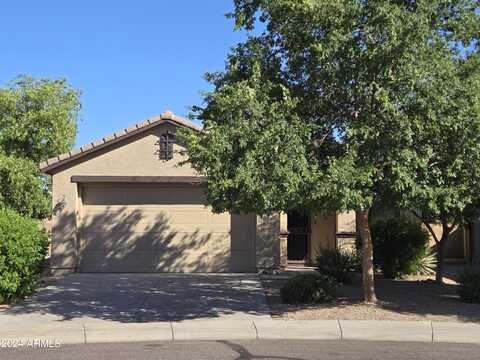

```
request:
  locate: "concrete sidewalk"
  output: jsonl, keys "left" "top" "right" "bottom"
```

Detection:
{"left": 1, "top": 318, "right": 480, "bottom": 345}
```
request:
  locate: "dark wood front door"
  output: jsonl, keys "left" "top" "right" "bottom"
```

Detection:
{"left": 287, "top": 210, "right": 310, "bottom": 261}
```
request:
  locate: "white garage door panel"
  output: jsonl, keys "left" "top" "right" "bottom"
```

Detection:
{"left": 79, "top": 185, "right": 255, "bottom": 272}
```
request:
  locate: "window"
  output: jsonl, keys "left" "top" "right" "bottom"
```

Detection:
{"left": 159, "top": 131, "right": 175, "bottom": 160}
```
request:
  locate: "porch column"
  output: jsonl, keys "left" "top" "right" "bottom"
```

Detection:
{"left": 255, "top": 213, "right": 281, "bottom": 271}
{"left": 279, "top": 212, "right": 288, "bottom": 269}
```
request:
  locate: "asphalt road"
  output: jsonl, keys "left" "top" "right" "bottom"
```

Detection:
{"left": 1, "top": 340, "right": 480, "bottom": 360}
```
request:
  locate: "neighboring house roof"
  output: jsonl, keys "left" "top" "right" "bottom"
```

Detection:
{"left": 40, "top": 110, "right": 202, "bottom": 174}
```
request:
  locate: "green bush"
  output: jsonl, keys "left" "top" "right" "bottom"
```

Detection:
{"left": 371, "top": 217, "right": 430, "bottom": 278}
{"left": 280, "top": 273, "right": 337, "bottom": 304}
{"left": 0, "top": 208, "right": 48, "bottom": 303}
{"left": 316, "top": 248, "right": 358, "bottom": 283}
{"left": 405, "top": 246, "right": 437, "bottom": 276}
{"left": 457, "top": 267, "right": 480, "bottom": 303}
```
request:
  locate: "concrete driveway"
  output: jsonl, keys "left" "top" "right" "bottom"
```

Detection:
{"left": 4, "top": 273, "right": 271, "bottom": 323}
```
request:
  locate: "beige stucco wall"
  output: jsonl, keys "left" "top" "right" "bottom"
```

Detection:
{"left": 255, "top": 214, "right": 281, "bottom": 269}
{"left": 337, "top": 211, "right": 356, "bottom": 234}
{"left": 310, "top": 212, "right": 336, "bottom": 262}
{"left": 424, "top": 223, "right": 467, "bottom": 260}
{"left": 49, "top": 123, "right": 268, "bottom": 273}
{"left": 309, "top": 211, "right": 356, "bottom": 262}
{"left": 336, "top": 211, "right": 357, "bottom": 251}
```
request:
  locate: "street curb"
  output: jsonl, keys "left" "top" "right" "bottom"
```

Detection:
{"left": 172, "top": 319, "right": 257, "bottom": 341}
{"left": 254, "top": 319, "right": 340, "bottom": 340}
{"left": 1, "top": 319, "right": 480, "bottom": 345}
{"left": 0, "top": 321, "right": 85, "bottom": 345}
{"left": 432, "top": 321, "right": 480, "bottom": 344}
{"left": 83, "top": 322, "right": 172, "bottom": 344}
{"left": 339, "top": 320, "right": 432, "bottom": 342}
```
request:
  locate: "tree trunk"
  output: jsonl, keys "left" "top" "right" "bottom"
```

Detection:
{"left": 357, "top": 208, "right": 378, "bottom": 304}
{"left": 436, "top": 218, "right": 450, "bottom": 284}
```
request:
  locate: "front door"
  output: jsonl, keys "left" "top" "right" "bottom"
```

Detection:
{"left": 287, "top": 210, "right": 310, "bottom": 262}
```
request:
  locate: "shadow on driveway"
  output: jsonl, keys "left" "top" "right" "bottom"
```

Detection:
{"left": 4, "top": 273, "right": 271, "bottom": 323}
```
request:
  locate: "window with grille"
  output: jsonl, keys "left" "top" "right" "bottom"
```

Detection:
{"left": 159, "top": 131, "right": 175, "bottom": 160}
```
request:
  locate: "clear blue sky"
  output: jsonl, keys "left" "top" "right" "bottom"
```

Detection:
{"left": 0, "top": 1, "right": 250, "bottom": 147}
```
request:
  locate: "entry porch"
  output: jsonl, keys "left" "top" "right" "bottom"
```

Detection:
{"left": 278, "top": 211, "right": 357, "bottom": 268}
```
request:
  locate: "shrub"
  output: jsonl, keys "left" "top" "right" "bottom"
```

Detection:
{"left": 0, "top": 208, "right": 48, "bottom": 303}
{"left": 405, "top": 247, "right": 437, "bottom": 276}
{"left": 457, "top": 267, "right": 480, "bottom": 303}
{"left": 280, "top": 273, "right": 337, "bottom": 304}
{"left": 316, "top": 248, "right": 358, "bottom": 283}
{"left": 371, "top": 217, "right": 430, "bottom": 278}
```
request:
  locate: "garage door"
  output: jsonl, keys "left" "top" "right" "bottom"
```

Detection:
{"left": 79, "top": 184, "right": 256, "bottom": 272}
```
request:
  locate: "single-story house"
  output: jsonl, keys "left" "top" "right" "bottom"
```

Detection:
{"left": 42, "top": 111, "right": 474, "bottom": 274}
{"left": 41, "top": 111, "right": 357, "bottom": 274}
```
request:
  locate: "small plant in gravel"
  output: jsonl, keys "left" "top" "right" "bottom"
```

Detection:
{"left": 280, "top": 273, "right": 337, "bottom": 304}
{"left": 316, "top": 248, "right": 358, "bottom": 283}
{"left": 457, "top": 267, "right": 480, "bottom": 303}
{"left": 406, "top": 247, "right": 437, "bottom": 276}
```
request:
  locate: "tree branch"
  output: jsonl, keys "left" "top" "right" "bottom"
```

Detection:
{"left": 447, "top": 218, "right": 459, "bottom": 234}
{"left": 411, "top": 210, "right": 440, "bottom": 244}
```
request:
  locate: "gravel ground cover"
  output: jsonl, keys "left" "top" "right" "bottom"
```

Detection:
{"left": 261, "top": 270, "right": 480, "bottom": 323}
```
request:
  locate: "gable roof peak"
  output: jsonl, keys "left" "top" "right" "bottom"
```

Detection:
{"left": 161, "top": 110, "right": 174, "bottom": 120}
{"left": 40, "top": 111, "right": 201, "bottom": 173}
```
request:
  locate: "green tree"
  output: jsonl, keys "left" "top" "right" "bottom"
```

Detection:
{"left": 181, "top": 1, "right": 479, "bottom": 302}
{"left": 0, "top": 153, "right": 50, "bottom": 219}
{"left": 0, "top": 75, "right": 81, "bottom": 220}
{"left": 401, "top": 53, "right": 480, "bottom": 283}
{"left": 0, "top": 75, "right": 81, "bottom": 163}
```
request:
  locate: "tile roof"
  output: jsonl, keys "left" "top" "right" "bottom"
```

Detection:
{"left": 40, "top": 110, "right": 202, "bottom": 173}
